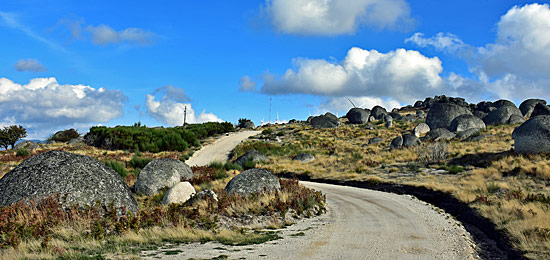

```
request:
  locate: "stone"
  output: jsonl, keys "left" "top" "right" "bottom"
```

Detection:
{"left": 513, "top": 115, "right": 550, "bottom": 154}
{"left": 162, "top": 182, "right": 196, "bottom": 205}
{"left": 531, "top": 103, "right": 550, "bottom": 117}
{"left": 456, "top": 128, "right": 481, "bottom": 140}
{"left": 484, "top": 106, "right": 523, "bottom": 126}
{"left": 414, "top": 100, "right": 424, "bottom": 108}
{"left": 135, "top": 159, "right": 193, "bottom": 196}
{"left": 385, "top": 120, "right": 393, "bottom": 128}
{"left": 14, "top": 140, "right": 38, "bottom": 151}
{"left": 293, "top": 153, "right": 315, "bottom": 163}
{"left": 68, "top": 136, "right": 85, "bottom": 145}
{"left": 519, "top": 99, "right": 547, "bottom": 118}
{"left": 476, "top": 101, "right": 493, "bottom": 112}
{"left": 234, "top": 150, "right": 269, "bottom": 167}
{"left": 224, "top": 168, "right": 281, "bottom": 195}
{"left": 0, "top": 151, "right": 137, "bottom": 213}
{"left": 449, "top": 114, "right": 486, "bottom": 132}
{"left": 345, "top": 108, "right": 370, "bottom": 124}
{"left": 493, "top": 99, "right": 516, "bottom": 109}
{"left": 368, "top": 137, "right": 383, "bottom": 145}
{"left": 238, "top": 119, "right": 255, "bottom": 129}
{"left": 389, "top": 112, "right": 403, "bottom": 121}
{"left": 403, "top": 114, "right": 417, "bottom": 122}
{"left": 383, "top": 114, "right": 393, "bottom": 122}
{"left": 390, "top": 136, "right": 403, "bottom": 150}
{"left": 426, "top": 103, "right": 472, "bottom": 130}
{"left": 368, "top": 116, "right": 376, "bottom": 122}
{"left": 473, "top": 110, "right": 488, "bottom": 120}
{"left": 422, "top": 128, "right": 456, "bottom": 142}
{"left": 508, "top": 114, "right": 526, "bottom": 125}
{"left": 186, "top": 190, "right": 218, "bottom": 205}
{"left": 371, "top": 106, "right": 388, "bottom": 120}
{"left": 310, "top": 113, "right": 340, "bottom": 128}
{"left": 50, "top": 129, "right": 80, "bottom": 143}
{"left": 402, "top": 134, "right": 421, "bottom": 148}
{"left": 413, "top": 123, "right": 430, "bottom": 137}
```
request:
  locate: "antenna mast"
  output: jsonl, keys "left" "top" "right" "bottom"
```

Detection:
{"left": 269, "top": 97, "right": 272, "bottom": 124}
{"left": 183, "top": 106, "right": 187, "bottom": 126}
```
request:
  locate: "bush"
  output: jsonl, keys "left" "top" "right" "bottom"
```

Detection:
{"left": 128, "top": 156, "right": 152, "bottom": 169}
{"left": 105, "top": 160, "right": 128, "bottom": 178}
{"left": 15, "top": 148, "right": 30, "bottom": 157}
{"left": 0, "top": 125, "right": 27, "bottom": 150}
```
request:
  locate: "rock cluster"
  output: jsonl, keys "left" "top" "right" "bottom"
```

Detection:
{"left": 135, "top": 159, "right": 193, "bottom": 196}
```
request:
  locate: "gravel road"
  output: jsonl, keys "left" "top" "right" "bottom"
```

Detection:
{"left": 143, "top": 130, "right": 480, "bottom": 259}
{"left": 142, "top": 181, "right": 479, "bottom": 259}
{"left": 185, "top": 130, "right": 260, "bottom": 166}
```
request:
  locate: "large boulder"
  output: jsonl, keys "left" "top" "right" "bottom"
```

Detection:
{"left": 371, "top": 106, "right": 388, "bottom": 120}
{"left": 346, "top": 108, "right": 370, "bottom": 124}
{"left": 493, "top": 99, "right": 516, "bottom": 109}
{"left": 224, "top": 168, "right": 281, "bottom": 195}
{"left": 0, "top": 151, "right": 137, "bottom": 213}
{"left": 473, "top": 110, "right": 488, "bottom": 120}
{"left": 310, "top": 113, "right": 340, "bottom": 128}
{"left": 484, "top": 106, "right": 522, "bottom": 126}
{"left": 422, "top": 128, "right": 456, "bottom": 142}
{"left": 402, "top": 134, "right": 421, "bottom": 148}
{"left": 449, "top": 115, "right": 486, "bottom": 132}
{"left": 390, "top": 136, "right": 403, "bottom": 150}
{"left": 426, "top": 103, "right": 472, "bottom": 130}
{"left": 531, "top": 103, "right": 550, "bottom": 117}
{"left": 413, "top": 123, "right": 430, "bottom": 137}
{"left": 508, "top": 114, "right": 526, "bottom": 125}
{"left": 238, "top": 119, "right": 255, "bottom": 129}
{"left": 513, "top": 115, "right": 550, "bottom": 154}
{"left": 162, "top": 182, "right": 196, "bottom": 205}
{"left": 135, "top": 159, "right": 193, "bottom": 196}
{"left": 368, "top": 137, "right": 383, "bottom": 145}
{"left": 14, "top": 140, "right": 38, "bottom": 151}
{"left": 519, "top": 99, "right": 547, "bottom": 118}
{"left": 50, "top": 129, "right": 80, "bottom": 143}
{"left": 234, "top": 150, "right": 269, "bottom": 167}
{"left": 456, "top": 128, "right": 481, "bottom": 141}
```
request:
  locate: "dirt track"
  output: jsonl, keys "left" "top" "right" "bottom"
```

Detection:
{"left": 185, "top": 130, "right": 260, "bottom": 166}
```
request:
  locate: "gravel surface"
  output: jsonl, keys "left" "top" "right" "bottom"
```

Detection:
{"left": 142, "top": 181, "right": 480, "bottom": 260}
{"left": 185, "top": 130, "right": 260, "bottom": 167}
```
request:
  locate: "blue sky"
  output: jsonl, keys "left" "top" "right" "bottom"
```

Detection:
{"left": 0, "top": 1, "right": 549, "bottom": 138}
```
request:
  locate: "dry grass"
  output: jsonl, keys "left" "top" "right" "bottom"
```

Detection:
{"left": 240, "top": 118, "right": 550, "bottom": 259}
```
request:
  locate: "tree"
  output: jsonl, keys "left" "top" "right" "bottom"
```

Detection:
{"left": 0, "top": 125, "right": 27, "bottom": 149}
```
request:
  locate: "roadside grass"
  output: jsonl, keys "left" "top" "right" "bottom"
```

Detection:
{"left": 0, "top": 140, "right": 326, "bottom": 259}
{"left": 243, "top": 118, "right": 550, "bottom": 259}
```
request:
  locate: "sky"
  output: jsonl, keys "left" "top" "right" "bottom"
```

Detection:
{"left": 1, "top": 0, "right": 549, "bottom": 139}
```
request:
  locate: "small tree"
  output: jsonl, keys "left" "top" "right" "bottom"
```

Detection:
{"left": 0, "top": 125, "right": 27, "bottom": 149}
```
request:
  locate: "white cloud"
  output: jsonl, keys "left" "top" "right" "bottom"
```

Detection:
{"left": 263, "top": 0, "right": 412, "bottom": 35}
{"left": 239, "top": 76, "right": 257, "bottom": 92}
{"left": 319, "top": 96, "right": 401, "bottom": 114}
{"left": 405, "top": 32, "right": 466, "bottom": 53}
{"left": 14, "top": 59, "right": 47, "bottom": 72}
{"left": 261, "top": 47, "right": 445, "bottom": 104}
{"left": 85, "top": 24, "right": 156, "bottom": 46}
{"left": 0, "top": 77, "right": 126, "bottom": 138}
{"left": 407, "top": 3, "right": 550, "bottom": 102}
{"left": 145, "top": 86, "right": 222, "bottom": 126}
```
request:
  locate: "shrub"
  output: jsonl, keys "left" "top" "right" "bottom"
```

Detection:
{"left": 15, "top": 148, "right": 30, "bottom": 157}
{"left": 129, "top": 156, "right": 153, "bottom": 169}
{"left": 105, "top": 160, "right": 128, "bottom": 178}
{"left": 0, "top": 125, "right": 27, "bottom": 150}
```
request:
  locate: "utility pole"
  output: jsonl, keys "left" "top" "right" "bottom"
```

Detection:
{"left": 183, "top": 106, "right": 187, "bottom": 126}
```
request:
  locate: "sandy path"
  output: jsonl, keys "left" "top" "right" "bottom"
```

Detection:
{"left": 142, "top": 181, "right": 479, "bottom": 259}
{"left": 185, "top": 130, "right": 260, "bottom": 167}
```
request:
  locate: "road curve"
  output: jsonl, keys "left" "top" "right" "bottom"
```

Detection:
{"left": 143, "top": 181, "right": 479, "bottom": 259}
{"left": 185, "top": 130, "right": 260, "bottom": 167}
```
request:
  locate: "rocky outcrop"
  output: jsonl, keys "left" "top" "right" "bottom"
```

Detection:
{"left": 371, "top": 106, "right": 388, "bottom": 120}
{"left": 162, "top": 182, "right": 196, "bottom": 205}
{"left": 422, "top": 128, "right": 456, "bottom": 141}
{"left": 456, "top": 128, "right": 481, "bottom": 141}
{"left": 390, "top": 136, "right": 403, "bottom": 150}
{"left": 513, "top": 115, "right": 550, "bottom": 154}
{"left": 0, "top": 151, "right": 138, "bottom": 213}
{"left": 346, "top": 108, "right": 370, "bottom": 124}
{"left": 50, "top": 129, "right": 80, "bottom": 143}
{"left": 135, "top": 159, "right": 193, "bottom": 196}
{"left": 310, "top": 113, "right": 340, "bottom": 128}
{"left": 426, "top": 103, "right": 472, "bottom": 130}
{"left": 519, "top": 99, "right": 546, "bottom": 118}
{"left": 449, "top": 115, "right": 486, "bottom": 132}
{"left": 234, "top": 150, "right": 269, "bottom": 167}
{"left": 293, "top": 153, "right": 315, "bottom": 163}
{"left": 531, "top": 103, "right": 550, "bottom": 117}
{"left": 224, "top": 168, "right": 281, "bottom": 195}
{"left": 402, "top": 134, "right": 421, "bottom": 148}
{"left": 14, "top": 141, "right": 38, "bottom": 151}
{"left": 508, "top": 114, "right": 525, "bottom": 125}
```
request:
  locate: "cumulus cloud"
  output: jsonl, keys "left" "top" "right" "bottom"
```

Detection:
{"left": 407, "top": 3, "right": 550, "bottom": 102}
{"left": 145, "top": 86, "right": 222, "bottom": 126}
{"left": 263, "top": 0, "right": 413, "bottom": 35}
{"left": 261, "top": 47, "right": 445, "bottom": 104}
{"left": 0, "top": 77, "right": 126, "bottom": 138}
{"left": 239, "top": 76, "right": 257, "bottom": 92}
{"left": 319, "top": 96, "right": 401, "bottom": 114}
{"left": 85, "top": 24, "right": 156, "bottom": 46}
{"left": 14, "top": 59, "right": 47, "bottom": 72}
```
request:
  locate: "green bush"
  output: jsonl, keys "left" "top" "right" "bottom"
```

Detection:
{"left": 85, "top": 122, "right": 234, "bottom": 153}
{"left": 128, "top": 156, "right": 153, "bottom": 169}
{"left": 105, "top": 160, "right": 128, "bottom": 178}
{"left": 15, "top": 148, "right": 30, "bottom": 157}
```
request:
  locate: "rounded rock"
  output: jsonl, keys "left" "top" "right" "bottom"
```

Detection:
{"left": 426, "top": 103, "right": 472, "bottom": 130}
{"left": 224, "top": 168, "right": 281, "bottom": 195}
{"left": 449, "top": 115, "right": 486, "bottom": 132}
{"left": 519, "top": 99, "right": 546, "bottom": 118}
{"left": 346, "top": 108, "right": 370, "bottom": 124}
{"left": 484, "top": 106, "right": 522, "bottom": 126}
{"left": 513, "top": 115, "right": 550, "bottom": 154}
{"left": 162, "top": 182, "right": 196, "bottom": 205}
{"left": 135, "top": 159, "right": 193, "bottom": 196}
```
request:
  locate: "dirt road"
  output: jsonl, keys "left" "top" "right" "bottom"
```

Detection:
{"left": 142, "top": 181, "right": 479, "bottom": 259}
{"left": 185, "top": 130, "right": 260, "bottom": 166}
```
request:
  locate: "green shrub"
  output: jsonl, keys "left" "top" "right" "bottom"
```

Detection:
{"left": 242, "top": 158, "right": 256, "bottom": 170}
{"left": 261, "top": 129, "right": 273, "bottom": 135}
{"left": 15, "top": 148, "right": 30, "bottom": 157}
{"left": 105, "top": 160, "right": 128, "bottom": 178}
{"left": 128, "top": 156, "right": 153, "bottom": 169}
